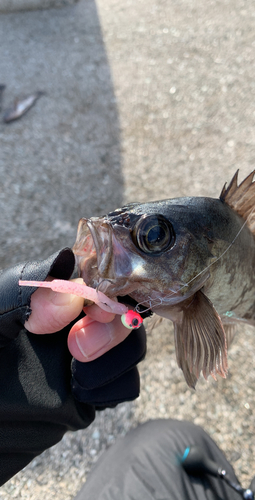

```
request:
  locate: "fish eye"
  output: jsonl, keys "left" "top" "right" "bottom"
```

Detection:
{"left": 133, "top": 214, "right": 175, "bottom": 254}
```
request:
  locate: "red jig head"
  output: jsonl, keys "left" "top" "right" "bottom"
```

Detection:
{"left": 121, "top": 310, "right": 143, "bottom": 329}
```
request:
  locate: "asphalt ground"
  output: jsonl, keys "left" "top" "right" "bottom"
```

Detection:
{"left": 0, "top": 0, "right": 255, "bottom": 499}
{"left": 0, "top": 0, "right": 78, "bottom": 12}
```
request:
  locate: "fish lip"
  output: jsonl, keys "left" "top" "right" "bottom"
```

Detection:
{"left": 75, "top": 218, "right": 128, "bottom": 291}
{"left": 73, "top": 216, "right": 114, "bottom": 289}
{"left": 86, "top": 219, "right": 113, "bottom": 278}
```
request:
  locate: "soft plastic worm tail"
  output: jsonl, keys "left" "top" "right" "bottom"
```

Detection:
{"left": 19, "top": 279, "right": 128, "bottom": 315}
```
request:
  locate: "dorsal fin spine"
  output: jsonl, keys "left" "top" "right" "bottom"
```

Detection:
{"left": 220, "top": 170, "right": 255, "bottom": 236}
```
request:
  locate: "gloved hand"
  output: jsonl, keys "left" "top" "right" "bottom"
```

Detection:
{"left": 0, "top": 248, "right": 146, "bottom": 485}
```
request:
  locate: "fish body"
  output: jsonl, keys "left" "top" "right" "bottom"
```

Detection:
{"left": 3, "top": 91, "right": 44, "bottom": 123}
{"left": 73, "top": 171, "right": 255, "bottom": 387}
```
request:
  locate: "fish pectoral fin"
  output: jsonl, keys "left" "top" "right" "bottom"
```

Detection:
{"left": 222, "top": 323, "right": 237, "bottom": 349}
{"left": 173, "top": 324, "right": 198, "bottom": 389}
{"left": 174, "top": 290, "right": 228, "bottom": 388}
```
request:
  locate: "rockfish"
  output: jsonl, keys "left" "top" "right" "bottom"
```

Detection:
{"left": 73, "top": 171, "right": 255, "bottom": 388}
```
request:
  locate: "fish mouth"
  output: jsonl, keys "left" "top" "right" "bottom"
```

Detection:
{"left": 73, "top": 216, "right": 148, "bottom": 299}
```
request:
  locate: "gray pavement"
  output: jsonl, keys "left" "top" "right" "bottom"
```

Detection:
{"left": 0, "top": 0, "right": 122, "bottom": 269}
{"left": 0, "top": 0, "right": 255, "bottom": 499}
{"left": 0, "top": 0, "right": 78, "bottom": 13}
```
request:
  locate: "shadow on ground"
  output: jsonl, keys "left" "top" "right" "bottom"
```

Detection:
{"left": 0, "top": 0, "right": 123, "bottom": 268}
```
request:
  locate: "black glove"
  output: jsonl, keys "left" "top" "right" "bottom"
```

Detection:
{"left": 0, "top": 248, "right": 146, "bottom": 485}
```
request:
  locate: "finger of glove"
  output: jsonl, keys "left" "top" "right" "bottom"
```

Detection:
{"left": 71, "top": 325, "right": 147, "bottom": 391}
{"left": 72, "top": 366, "right": 141, "bottom": 407}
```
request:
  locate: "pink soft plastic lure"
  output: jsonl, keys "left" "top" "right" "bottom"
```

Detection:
{"left": 19, "top": 279, "right": 143, "bottom": 329}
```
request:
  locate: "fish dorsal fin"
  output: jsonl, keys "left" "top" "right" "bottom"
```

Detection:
{"left": 174, "top": 290, "right": 228, "bottom": 388}
{"left": 220, "top": 170, "right": 255, "bottom": 234}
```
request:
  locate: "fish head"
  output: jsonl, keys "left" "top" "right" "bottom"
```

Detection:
{"left": 73, "top": 198, "right": 219, "bottom": 314}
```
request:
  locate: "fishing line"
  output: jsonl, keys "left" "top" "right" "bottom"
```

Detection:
{"left": 135, "top": 208, "right": 255, "bottom": 312}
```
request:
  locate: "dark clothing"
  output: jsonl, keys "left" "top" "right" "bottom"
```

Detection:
{"left": 0, "top": 249, "right": 146, "bottom": 485}
{"left": 75, "top": 419, "right": 242, "bottom": 500}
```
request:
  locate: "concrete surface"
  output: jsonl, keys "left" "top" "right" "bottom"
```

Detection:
{"left": 0, "top": 0, "right": 78, "bottom": 12}
{"left": 0, "top": 1, "right": 122, "bottom": 269}
{"left": 0, "top": 0, "right": 255, "bottom": 499}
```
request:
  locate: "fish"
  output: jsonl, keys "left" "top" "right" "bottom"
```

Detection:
{"left": 3, "top": 91, "right": 44, "bottom": 123}
{"left": 73, "top": 171, "right": 255, "bottom": 388}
